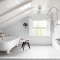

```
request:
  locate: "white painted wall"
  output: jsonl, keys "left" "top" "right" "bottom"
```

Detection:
{"left": 0, "top": 30, "right": 3, "bottom": 32}
{"left": 3, "top": 14, "right": 52, "bottom": 45}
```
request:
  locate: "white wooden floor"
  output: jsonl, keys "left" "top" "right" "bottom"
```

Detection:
{"left": 0, "top": 45, "right": 60, "bottom": 60}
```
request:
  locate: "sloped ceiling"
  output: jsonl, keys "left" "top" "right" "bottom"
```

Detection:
{"left": 0, "top": 0, "right": 34, "bottom": 29}
{"left": 0, "top": 0, "right": 27, "bottom": 15}
{"left": 0, "top": 0, "right": 60, "bottom": 29}
{"left": 34, "top": 0, "right": 60, "bottom": 11}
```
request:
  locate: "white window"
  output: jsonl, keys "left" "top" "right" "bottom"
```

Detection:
{"left": 29, "top": 19, "right": 50, "bottom": 36}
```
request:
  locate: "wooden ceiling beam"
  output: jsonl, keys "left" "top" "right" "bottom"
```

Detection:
{"left": 0, "top": 0, "right": 32, "bottom": 17}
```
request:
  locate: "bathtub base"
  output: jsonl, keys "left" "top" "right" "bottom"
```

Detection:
{"left": 16, "top": 44, "right": 18, "bottom": 47}
{"left": 7, "top": 50, "right": 10, "bottom": 54}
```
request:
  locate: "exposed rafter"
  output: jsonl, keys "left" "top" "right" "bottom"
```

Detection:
{"left": 0, "top": 7, "right": 33, "bottom": 24}
{"left": 0, "top": 0, "right": 32, "bottom": 17}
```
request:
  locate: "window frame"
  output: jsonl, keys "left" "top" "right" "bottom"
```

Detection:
{"left": 29, "top": 18, "right": 50, "bottom": 36}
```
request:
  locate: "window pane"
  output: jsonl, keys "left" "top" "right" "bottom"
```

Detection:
{"left": 33, "top": 21, "right": 38, "bottom": 27}
{"left": 32, "top": 29, "right": 47, "bottom": 36}
{"left": 33, "top": 20, "right": 47, "bottom": 27}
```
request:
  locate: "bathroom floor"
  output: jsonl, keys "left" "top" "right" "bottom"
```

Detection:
{"left": 0, "top": 45, "right": 60, "bottom": 59}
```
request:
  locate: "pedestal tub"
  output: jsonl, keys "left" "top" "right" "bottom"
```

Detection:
{"left": 0, "top": 36, "right": 20, "bottom": 54}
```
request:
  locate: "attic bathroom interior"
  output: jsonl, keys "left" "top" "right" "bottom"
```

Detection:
{"left": 0, "top": 0, "right": 60, "bottom": 60}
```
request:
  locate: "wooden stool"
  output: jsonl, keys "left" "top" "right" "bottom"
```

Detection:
{"left": 21, "top": 40, "right": 30, "bottom": 50}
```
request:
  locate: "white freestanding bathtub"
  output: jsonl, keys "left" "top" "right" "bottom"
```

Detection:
{"left": 0, "top": 36, "right": 20, "bottom": 54}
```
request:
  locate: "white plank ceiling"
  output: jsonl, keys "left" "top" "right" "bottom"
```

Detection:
{"left": 0, "top": 0, "right": 26, "bottom": 15}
